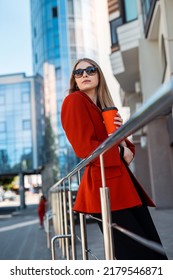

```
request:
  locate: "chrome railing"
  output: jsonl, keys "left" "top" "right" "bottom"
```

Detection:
{"left": 49, "top": 79, "right": 173, "bottom": 260}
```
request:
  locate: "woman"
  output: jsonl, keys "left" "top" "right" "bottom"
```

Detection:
{"left": 38, "top": 195, "right": 47, "bottom": 228}
{"left": 61, "top": 58, "right": 167, "bottom": 259}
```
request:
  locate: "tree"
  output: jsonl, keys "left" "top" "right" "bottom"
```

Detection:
{"left": 0, "top": 176, "right": 16, "bottom": 191}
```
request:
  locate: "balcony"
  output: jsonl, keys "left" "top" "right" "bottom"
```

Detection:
{"left": 110, "top": 19, "right": 141, "bottom": 93}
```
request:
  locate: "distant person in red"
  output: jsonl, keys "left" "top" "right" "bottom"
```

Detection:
{"left": 38, "top": 195, "right": 47, "bottom": 228}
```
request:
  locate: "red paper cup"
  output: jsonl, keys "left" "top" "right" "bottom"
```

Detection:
{"left": 102, "top": 107, "right": 118, "bottom": 135}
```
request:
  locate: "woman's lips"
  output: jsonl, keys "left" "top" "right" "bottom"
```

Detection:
{"left": 82, "top": 80, "right": 91, "bottom": 84}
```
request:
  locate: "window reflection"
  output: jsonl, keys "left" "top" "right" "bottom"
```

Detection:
{"left": 0, "top": 122, "right": 6, "bottom": 132}
{"left": 0, "top": 80, "right": 34, "bottom": 173}
{"left": 22, "top": 120, "right": 31, "bottom": 130}
{"left": 141, "top": 0, "right": 158, "bottom": 34}
{"left": 110, "top": 17, "right": 123, "bottom": 46}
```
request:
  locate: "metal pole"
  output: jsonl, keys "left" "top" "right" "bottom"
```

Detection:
{"left": 68, "top": 189, "right": 76, "bottom": 260}
{"left": 59, "top": 190, "right": 65, "bottom": 257}
{"left": 19, "top": 172, "right": 26, "bottom": 209}
{"left": 51, "top": 234, "right": 71, "bottom": 260}
{"left": 63, "top": 182, "right": 70, "bottom": 259}
{"left": 46, "top": 212, "right": 50, "bottom": 248}
{"left": 56, "top": 192, "right": 61, "bottom": 245}
{"left": 79, "top": 213, "right": 88, "bottom": 260}
{"left": 77, "top": 170, "right": 88, "bottom": 260}
{"left": 99, "top": 154, "right": 114, "bottom": 260}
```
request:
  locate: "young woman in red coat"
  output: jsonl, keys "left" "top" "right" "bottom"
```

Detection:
{"left": 38, "top": 195, "right": 47, "bottom": 228}
{"left": 61, "top": 58, "right": 167, "bottom": 259}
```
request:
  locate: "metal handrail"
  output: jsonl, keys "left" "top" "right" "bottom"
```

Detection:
{"left": 50, "top": 79, "right": 173, "bottom": 192}
{"left": 44, "top": 210, "right": 55, "bottom": 248}
{"left": 49, "top": 78, "right": 173, "bottom": 259}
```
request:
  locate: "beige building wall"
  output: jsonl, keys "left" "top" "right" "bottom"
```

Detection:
{"left": 138, "top": 0, "right": 173, "bottom": 208}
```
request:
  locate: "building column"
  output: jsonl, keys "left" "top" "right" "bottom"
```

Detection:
{"left": 19, "top": 173, "right": 26, "bottom": 209}
{"left": 147, "top": 117, "right": 173, "bottom": 208}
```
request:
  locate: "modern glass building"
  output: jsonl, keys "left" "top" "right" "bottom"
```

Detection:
{"left": 0, "top": 73, "right": 44, "bottom": 175}
{"left": 30, "top": 0, "right": 98, "bottom": 177}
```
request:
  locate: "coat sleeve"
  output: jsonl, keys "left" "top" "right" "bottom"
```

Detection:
{"left": 61, "top": 94, "right": 121, "bottom": 167}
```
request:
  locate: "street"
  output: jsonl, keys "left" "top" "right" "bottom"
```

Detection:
{"left": 0, "top": 191, "right": 51, "bottom": 260}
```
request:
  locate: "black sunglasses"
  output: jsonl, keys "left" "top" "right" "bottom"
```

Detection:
{"left": 73, "top": 66, "right": 97, "bottom": 78}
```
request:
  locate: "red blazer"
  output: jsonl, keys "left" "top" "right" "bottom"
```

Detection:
{"left": 61, "top": 91, "right": 155, "bottom": 213}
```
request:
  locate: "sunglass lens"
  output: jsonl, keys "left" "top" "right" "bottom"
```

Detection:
{"left": 73, "top": 69, "right": 83, "bottom": 77}
{"left": 86, "top": 67, "right": 97, "bottom": 75}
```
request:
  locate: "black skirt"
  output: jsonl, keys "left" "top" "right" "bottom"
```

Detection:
{"left": 94, "top": 205, "right": 168, "bottom": 260}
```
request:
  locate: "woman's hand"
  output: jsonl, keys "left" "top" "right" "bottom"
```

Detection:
{"left": 114, "top": 112, "right": 123, "bottom": 128}
{"left": 123, "top": 146, "right": 134, "bottom": 165}
{"left": 118, "top": 142, "right": 134, "bottom": 165}
{"left": 114, "top": 113, "right": 134, "bottom": 164}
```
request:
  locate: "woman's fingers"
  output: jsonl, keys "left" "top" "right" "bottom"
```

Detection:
{"left": 114, "top": 115, "right": 123, "bottom": 126}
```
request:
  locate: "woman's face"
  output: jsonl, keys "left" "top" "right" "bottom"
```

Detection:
{"left": 74, "top": 61, "right": 99, "bottom": 96}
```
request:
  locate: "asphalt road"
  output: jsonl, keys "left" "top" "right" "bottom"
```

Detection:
{"left": 0, "top": 191, "right": 173, "bottom": 260}
{"left": 0, "top": 204, "right": 51, "bottom": 260}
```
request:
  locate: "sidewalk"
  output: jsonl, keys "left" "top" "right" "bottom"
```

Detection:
{"left": 149, "top": 207, "right": 173, "bottom": 260}
{"left": 0, "top": 193, "right": 173, "bottom": 260}
{"left": 0, "top": 204, "right": 51, "bottom": 260}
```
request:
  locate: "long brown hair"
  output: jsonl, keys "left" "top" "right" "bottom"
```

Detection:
{"left": 69, "top": 58, "right": 115, "bottom": 109}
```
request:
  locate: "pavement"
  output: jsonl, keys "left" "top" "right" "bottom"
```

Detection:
{"left": 0, "top": 192, "right": 51, "bottom": 260}
{"left": 0, "top": 191, "right": 173, "bottom": 260}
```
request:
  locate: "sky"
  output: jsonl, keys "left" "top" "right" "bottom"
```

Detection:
{"left": 0, "top": 0, "right": 33, "bottom": 76}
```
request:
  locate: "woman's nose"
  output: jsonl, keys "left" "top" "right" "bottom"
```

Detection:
{"left": 82, "top": 70, "right": 88, "bottom": 77}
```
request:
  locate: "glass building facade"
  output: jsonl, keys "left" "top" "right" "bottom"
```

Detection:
{"left": 30, "top": 0, "right": 98, "bottom": 177}
{"left": 0, "top": 74, "right": 44, "bottom": 175}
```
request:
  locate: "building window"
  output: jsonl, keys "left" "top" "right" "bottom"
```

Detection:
{"left": 123, "top": 0, "right": 138, "bottom": 22}
{"left": 35, "top": 53, "right": 38, "bottom": 64}
{"left": 34, "top": 27, "right": 37, "bottom": 37}
{"left": 68, "top": 0, "right": 74, "bottom": 16}
{"left": 56, "top": 67, "right": 61, "bottom": 79}
{"left": 0, "top": 122, "right": 6, "bottom": 132}
{"left": 0, "top": 94, "right": 5, "bottom": 105}
{"left": 52, "top": 7, "right": 58, "bottom": 18}
{"left": 141, "top": 0, "right": 158, "bottom": 35}
{"left": 23, "top": 147, "right": 32, "bottom": 155}
{"left": 22, "top": 91, "right": 30, "bottom": 103}
{"left": 23, "top": 120, "right": 31, "bottom": 130}
{"left": 161, "top": 35, "right": 167, "bottom": 82}
{"left": 0, "top": 150, "right": 8, "bottom": 164}
{"left": 110, "top": 17, "right": 123, "bottom": 46}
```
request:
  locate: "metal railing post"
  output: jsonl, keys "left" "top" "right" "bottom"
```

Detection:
{"left": 79, "top": 213, "right": 88, "bottom": 260}
{"left": 51, "top": 234, "right": 71, "bottom": 260}
{"left": 59, "top": 189, "right": 65, "bottom": 257}
{"left": 68, "top": 188, "right": 77, "bottom": 260}
{"left": 63, "top": 182, "right": 70, "bottom": 260}
{"left": 57, "top": 192, "right": 61, "bottom": 245}
{"left": 46, "top": 212, "right": 50, "bottom": 248}
{"left": 99, "top": 154, "right": 114, "bottom": 260}
{"left": 77, "top": 170, "right": 88, "bottom": 260}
